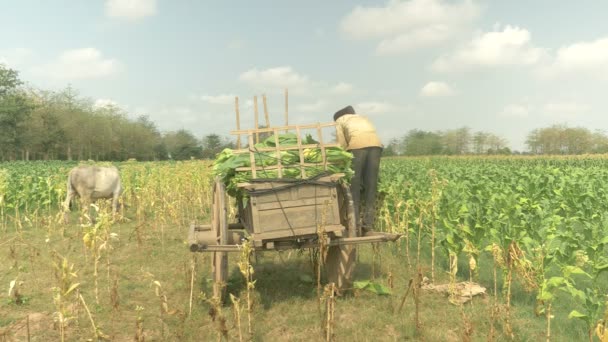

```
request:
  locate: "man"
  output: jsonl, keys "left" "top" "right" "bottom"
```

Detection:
{"left": 333, "top": 105, "right": 383, "bottom": 236}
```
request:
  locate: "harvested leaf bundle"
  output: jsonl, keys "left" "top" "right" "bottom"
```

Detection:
{"left": 212, "top": 133, "right": 354, "bottom": 197}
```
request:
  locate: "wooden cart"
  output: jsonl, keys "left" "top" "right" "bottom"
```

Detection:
{"left": 188, "top": 95, "right": 400, "bottom": 299}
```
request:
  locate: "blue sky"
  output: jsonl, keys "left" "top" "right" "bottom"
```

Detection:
{"left": 2, "top": 0, "right": 608, "bottom": 151}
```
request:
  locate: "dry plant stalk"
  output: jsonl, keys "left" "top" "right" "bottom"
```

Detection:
{"left": 110, "top": 277, "right": 119, "bottom": 311}
{"left": 315, "top": 201, "right": 330, "bottom": 316}
{"left": 134, "top": 305, "right": 145, "bottom": 342}
{"left": 82, "top": 204, "right": 116, "bottom": 305}
{"left": 230, "top": 294, "right": 243, "bottom": 342}
{"left": 8, "top": 278, "right": 24, "bottom": 305}
{"left": 460, "top": 303, "right": 473, "bottom": 342}
{"left": 397, "top": 279, "right": 414, "bottom": 314}
{"left": 50, "top": 252, "right": 80, "bottom": 342}
{"left": 428, "top": 170, "right": 445, "bottom": 285}
{"left": 204, "top": 292, "right": 228, "bottom": 340}
{"left": 188, "top": 255, "right": 197, "bottom": 317}
{"left": 323, "top": 282, "right": 336, "bottom": 342}
{"left": 403, "top": 201, "right": 412, "bottom": 270}
{"left": 79, "top": 293, "right": 110, "bottom": 341}
{"left": 237, "top": 237, "right": 255, "bottom": 339}
{"left": 152, "top": 280, "right": 181, "bottom": 339}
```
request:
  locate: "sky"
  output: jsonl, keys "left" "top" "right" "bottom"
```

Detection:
{"left": 2, "top": 0, "right": 608, "bottom": 152}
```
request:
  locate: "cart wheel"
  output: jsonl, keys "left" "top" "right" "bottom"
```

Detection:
{"left": 326, "top": 183, "right": 357, "bottom": 291}
{"left": 211, "top": 178, "right": 229, "bottom": 301}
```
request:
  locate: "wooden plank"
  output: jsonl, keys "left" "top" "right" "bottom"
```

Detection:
{"left": 273, "top": 128, "right": 283, "bottom": 178}
{"left": 256, "top": 197, "right": 335, "bottom": 211}
{"left": 235, "top": 162, "right": 342, "bottom": 172}
{"left": 248, "top": 134, "right": 256, "bottom": 178}
{"left": 236, "top": 174, "right": 345, "bottom": 189}
{"left": 231, "top": 143, "right": 340, "bottom": 154}
{"left": 254, "top": 96, "right": 259, "bottom": 144}
{"left": 316, "top": 123, "right": 327, "bottom": 171}
{"left": 252, "top": 225, "right": 344, "bottom": 241}
{"left": 252, "top": 204, "right": 341, "bottom": 233}
{"left": 295, "top": 126, "right": 305, "bottom": 178}
{"left": 190, "top": 232, "right": 401, "bottom": 253}
{"left": 230, "top": 122, "right": 337, "bottom": 135}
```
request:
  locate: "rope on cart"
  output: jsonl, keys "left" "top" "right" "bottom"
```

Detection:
{"left": 249, "top": 145, "right": 337, "bottom": 248}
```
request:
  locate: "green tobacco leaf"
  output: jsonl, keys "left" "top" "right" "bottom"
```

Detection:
{"left": 563, "top": 265, "right": 590, "bottom": 278}
{"left": 353, "top": 280, "right": 370, "bottom": 289}
{"left": 353, "top": 280, "right": 391, "bottom": 295}
{"left": 568, "top": 310, "right": 588, "bottom": 320}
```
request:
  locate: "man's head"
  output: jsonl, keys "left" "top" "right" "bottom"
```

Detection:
{"left": 333, "top": 105, "right": 356, "bottom": 121}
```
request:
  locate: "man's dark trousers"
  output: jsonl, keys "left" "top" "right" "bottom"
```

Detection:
{"left": 349, "top": 146, "right": 382, "bottom": 232}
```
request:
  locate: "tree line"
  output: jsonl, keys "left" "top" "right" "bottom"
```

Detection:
{"left": 3, "top": 63, "right": 607, "bottom": 160}
{"left": 0, "top": 64, "right": 234, "bottom": 161}
{"left": 383, "top": 127, "right": 511, "bottom": 156}
{"left": 383, "top": 125, "right": 608, "bottom": 156}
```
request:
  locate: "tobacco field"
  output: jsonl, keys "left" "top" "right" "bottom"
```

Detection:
{"left": 0, "top": 156, "right": 607, "bottom": 341}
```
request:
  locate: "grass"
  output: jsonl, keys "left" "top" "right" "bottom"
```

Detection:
{"left": 0, "top": 208, "right": 596, "bottom": 341}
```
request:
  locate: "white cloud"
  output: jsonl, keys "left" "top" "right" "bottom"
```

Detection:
{"left": 340, "top": 0, "right": 479, "bottom": 54}
{"left": 239, "top": 66, "right": 310, "bottom": 90}
{"left": 500, "top": 104, "right": 531, "bottom": 118}
{"left": 105, "top": 0, "right": 157, "bottom": 21}
{"left": 330, "top": 82, "right": 354, "bottom": 94}
{"left": 295, "top": 100, "right": 326, "bottom": 112}
{"left": 432, "top": 25, "right": 544, "bottom": 72}
{"left": 32, "top": 48, "right": 121, "bottom": 80}
{"left": 539, "top": 37, "right": 608, "bottom": 78}
{"left": 420, "top": 81, "right": 454, "bottom": 97}
{"left": 376, "top": 26, "right": 452, "bottom": 55}
{"left": 543, "top": 102, "right": 591, "bottom": 119}
{"left": 355, "top": 102, "right": 394, "bottom": 115}
{"left": 93, "top": 98, "right": 120, "bottom": 109}
{"left": 200, "top": 94, "right": 236, "bottom": 105}
{"left": 0, "top": 48, "right": 32, "bottom": 68}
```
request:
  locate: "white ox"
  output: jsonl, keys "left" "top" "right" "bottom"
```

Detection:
{"left": 63, "top": 165, "right": 123, "bottom": 222}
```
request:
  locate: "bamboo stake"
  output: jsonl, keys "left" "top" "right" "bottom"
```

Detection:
{"left": 284, "top": 88, "right": 289, "bottom": 132}
{"left": 235, "top": 97, "right": 241, "bottom": 149}
{"left": 263, "top": 94, "right": 270, "bottom": 128}
{"left": 254, "top": 96, "right": 259, "bottom": 144}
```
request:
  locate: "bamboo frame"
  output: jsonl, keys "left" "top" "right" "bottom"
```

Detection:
{"left": 285, "top": 89, "right": 289, "bottom": 126}
{"left": 231, "top": 90, "right": 339, "bottom": 180}
{"left": 263, "top": 94, "right": 270, "bottom": 128}
{"left": 230, "top": 122, "right": 336, "bottom": 135}
{"left": 235, "top": 96, "right": 241, "bottom": 149}
{"left": 254, "top": 96, "right": 259, "bottom": 144}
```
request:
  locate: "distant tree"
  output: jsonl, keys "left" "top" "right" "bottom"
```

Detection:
{"left": 382, "top": 138, "right": 401, "bottom": 156}
{"left": 163, "top": 130, "right": 202, "bottom": 160}
{"left": 472, "top": 132, "right": 488, "bottom": 154}
{"left": 525, "top": 124, "right": 596, "bottom": 154}
{"left": 0, "top": 64, "right": 22, "bottom": 97}
{"left": 485, "top": 133, "right": 509, "bottom": 154}
{"left": 591, "top": 130, "right": 608, "bottom": 153}
{"left": 201, "top": 134, "right": 235, "bottom": 159}
{"left": 402, "top": 129, "right": 443, "bottom": 155}
{"left": 442, "top": 127, "right": 471, "bottom": 155}
{"left": 0, "top": 65, "right": 29, "bottom": 159}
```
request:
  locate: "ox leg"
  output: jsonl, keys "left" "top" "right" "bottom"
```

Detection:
{"left": 63, "top": 192, "right": 75, "bottom": 224}
{"left": 111, "top": 193, "right": 120, "bottom": 221}
{"left": 79, "top": 198, "right": 92, "bottom": 225}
